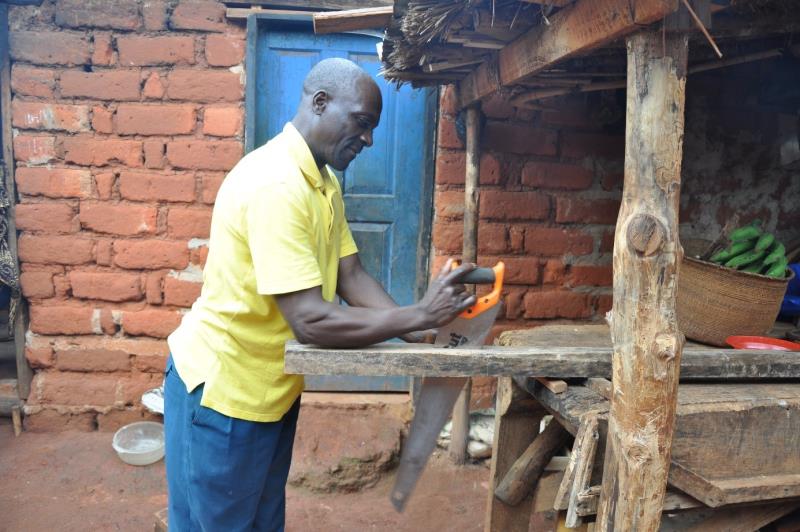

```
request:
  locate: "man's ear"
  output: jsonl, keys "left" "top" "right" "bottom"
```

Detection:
{"left": 312, "top": 90, "right": 328, "bottom": 115}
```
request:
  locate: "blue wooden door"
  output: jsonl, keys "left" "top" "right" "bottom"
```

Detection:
{"left": 246, "top": 16, "right": 435, "bottom": 391}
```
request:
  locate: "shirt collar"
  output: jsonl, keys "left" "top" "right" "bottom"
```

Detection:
{"left": 281, "top": 122, "right": 331, "bottom": 190}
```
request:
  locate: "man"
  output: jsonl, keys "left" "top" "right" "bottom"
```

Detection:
{"left": 164, "top": 58, "right": 475, "bottom": 531}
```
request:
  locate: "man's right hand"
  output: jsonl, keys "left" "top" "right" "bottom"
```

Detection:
{"left": 416, "top": 259, "right": 477, "bottom": 328}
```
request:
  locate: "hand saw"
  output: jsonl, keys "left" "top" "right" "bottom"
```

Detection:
{"left": 390, "top": 261, "right": 505, "bottom": 512}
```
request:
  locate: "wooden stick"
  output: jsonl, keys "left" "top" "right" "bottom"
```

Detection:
{"left": 449, "top": 103, "right": 481, "bottom": 466}
{"left": 535, "top": 377, "right": 568, "bottom": 394}
{"left": 681, "top": 0, "right": 722, "bottom": 58}
{"left": 11, "top": 405, "right": 21, "bottom": 436}
{"left": 596, "top": 29, "right": 688, "bottom": 530}
{"left": 312, "top": 6, "right": 392, "bottom": 34}
{"left": 494, "top": 419, "right": 571, "bottom": 506}
{"left": 566, "top": 415, "right": 600, "bottom": 527}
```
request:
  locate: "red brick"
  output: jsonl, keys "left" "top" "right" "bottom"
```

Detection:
{"left": 478, "top": 223, "right": 508, "bottom": 254}
{"left": 200, "top": 173, "right": 224, "bottom": 203}
{"left": 432, "top": 221, "right": 462, "bottom": 254}
{"left": 24, "top": 409, "right": 97, "bottom": 432}
{"left": 164, "top": 276, "right": 202, "bottom": 307}
{"left": 203, "top": 106, "right": 243, "bottom": 137}
{"left": 190, "top": 245, "right": 209, "bottom": 268}
{"left": 435, "top": 189, "right": 464, "bottom": 220}
{"left": 523, "top": 290, "right": 592, "bottom": 319}
{"left": 16, "top": 202, "right": 78, "bottom": 233}
{"left": 12, "top": 101, "right": 90, "bottom": 132}
{"left": 205, "top": 34, "right": 245, "bottom": 66}
{"left": 502, "top": 287, "right": 526, "bottom": 320}
{"left": 26, "top": 346, "right": 54, "bottom": 369}
{"left": 55, "top": 0, "right": 140, "bottom": 30}
{"left": 53, "top": 274, "right": 71, "bottom": 297}
{"left": 19, "top": 235, "right": 94, "bottom": 265}
{"left": 79, "top": 202, "right": 157, "bottom": 236}
{"left": 145, "top": 270, "right": 165, "bottom": 304}
{"left": 600, "top": 172, "right": 623, "bottom": 191}
{"left": 94, "top": 171, "right": 115, "bottom": 200}
{"left": 540, "top": 105, "right": 597, "bottom": 129}
{"left": 480, "top": 153, "right": 502, "bottom": 185}
{"left": 480, "top": 190, "right": 549, "bottom": 221}
{"left": 167, "top": 207, "right": 212, "bottom": 238}
{"left": 62, "top": 137, "right": 142, "bottom": 167}
{"left": 166, "top": 69, "right": 243, "bottom": 102}
{"left": 523, "top": 227, "right": 594, "bottom": 256}
{"left": 13, "top": 135, "right": 56, "bottom": 164}
{"left": 595, "top": 293, "right": 613, "bottom": 316}
{"left": 10, "top": 31, "right": 90, "bottom": 66}
{"left": 60, "top": 70, "right": 141, "bottom": 100}
{"left": 115, "top": 104, "right": 196, "bottom": 135}
{"left": 92, "top": 32, "right": 114, "bottom": 66}
{"left": 35, "top": 371, "right": 119, "bottom": 406}
{"left": 20, "top": 271, "right": 55, "bottom": 298}
{"left": 133, "top": 352, "right": 168, "bottom": 373}
{"left": 170, "top": 1, "right": 226, "bottom": 32}
{"left": 481, "top": 256, "right": 539, "bottom": 285}
{"left": 91, "top": 105, "right": 114, "bottom": 133}
{"left": 144, "top": 140, "right": 166, "bottom": 169}
{"left": 69, "top": 271, "right": 142, "bottom": 301}
{"left": 55, "top": 347, "right": 131, "bottom": 372}
{"left": 600, "top": 230, "right": 615, "bottom": 253}
{"left": 119, "top": 372, "right": 162, "bottom": 405}
{"left": 567, "top": 264, "right": 613, "bottom": 287}
{"left": 482, "top": 93, "right": 515, "bottom": 120}
{"left": 542, "top": 259, "right": 565, "bottom": 285}
{"left": 100, "top": 308, "right": 117, "bottom": 335}
{"left": 118, "top": 35, "right": 195, "bottom": 66}
{"left": 11, "top": 65, "right": 56, "bottom": 98}
{"left": 435, "top": 149, "right": 465, "bottom": 185}
{"left": 113, "top": 239, "right": 189, "bottom": 270}
{"left": 97, "top": 408, "right": 163, "bottom": 432}
{"left": 15, "top": 166, "right": 92, "bottom": 198}
{"left": 437, "top": 115, "right": 462, "bottom": 149}
{"left": 143, "top": 72, "right": 166, "bottom": 99}
{"left": 143, "top": 0, "right": 168, "bottom": 30}
{"left": 439, "top": 85, "right": 458, "bottom": 116}
{"left": 509, "top": 225, "right": 524, "bottom": 253}
{"left": 119, "top": 171, "right": 196, "bottom": 202}
{"left": 167, "top": 140, "right": 242, "bottom": 171}
{"left": 30, "top": 305, "right": 96, "bottom": 334}
{"left": 561, "top": 132, "right": 624, "bottom": 160}
{"left": 522, "top": 161, "right": 594, "bottom": 190}
{"left": 122, "top": 308, "right": 182, "bottom": 338}
{"left": 96, "top": 238, "right": 113, "bottom": 265}
{"left": 555, "top": 197, "right": 620, "bottom": 224}
{"left": 482, "top": 122, "right": 557, "bottom": 156}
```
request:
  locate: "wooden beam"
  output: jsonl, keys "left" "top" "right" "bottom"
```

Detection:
{"left": 458, "top": 0, "right": 678, "bottom": 107}
{"left": 595, "top": 28, "right": 689, "bottom": 531}
{"left": 229, "top": 0, "right": 391, "bottom": 9}
{"left": 226, "top": 7, "right": 312, "bottom": 20}
{"left": 284, "top": 340, "right": 800, "bottom": 379}
{"left": 312, "top": 6, "right": 392, "bottom": 34}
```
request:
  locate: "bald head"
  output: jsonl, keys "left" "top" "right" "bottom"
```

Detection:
{"left": 292, "top": 58, "right": 383, "bottom": 171}
{"left": 303, "top": 58, "right": 369, "bottom": 96}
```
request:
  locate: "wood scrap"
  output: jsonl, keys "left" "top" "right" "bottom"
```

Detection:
{"left": 312, "top": 6, "right": 393, "bottom": 34}
{"left": 566, "top": 415, "right": 600, "bottom": 527}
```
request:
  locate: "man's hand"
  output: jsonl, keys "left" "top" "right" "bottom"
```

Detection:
{"left": 415, "top": 259, "right": 477, "bottom": 328}
{"left": 399, "top": 329, "right": 437, "bottom": 343}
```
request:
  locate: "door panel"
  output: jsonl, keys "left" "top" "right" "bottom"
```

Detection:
{"left": 247, "top": 17, "right": 434, "bottom": 391}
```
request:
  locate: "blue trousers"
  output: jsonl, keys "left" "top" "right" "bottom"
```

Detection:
{"left": 163, "top": 356, "right": 300, "bottom": 532}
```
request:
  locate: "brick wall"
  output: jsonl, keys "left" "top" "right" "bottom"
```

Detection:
{"left": 11, "top": 0, "right": 245, "bottom": 431}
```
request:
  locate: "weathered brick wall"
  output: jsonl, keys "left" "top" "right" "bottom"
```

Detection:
{"left": 11, "top": 0, "right": 245, "bottom": 431}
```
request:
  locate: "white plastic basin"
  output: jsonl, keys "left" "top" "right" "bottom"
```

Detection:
{"left": 112, "top": 421, "right": 165, "bottom": 466}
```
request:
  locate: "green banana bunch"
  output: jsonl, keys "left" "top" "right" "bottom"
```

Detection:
{"left": 709, "top": 221, "right": 789, "bottom": 278}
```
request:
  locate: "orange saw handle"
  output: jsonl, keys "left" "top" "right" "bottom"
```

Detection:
{"left": 453, "top": 261, "right": 505, "bottom": 319}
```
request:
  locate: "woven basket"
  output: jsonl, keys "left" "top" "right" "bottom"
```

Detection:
{"left": 677, "top": 256, "right": 794, "bottom": 346}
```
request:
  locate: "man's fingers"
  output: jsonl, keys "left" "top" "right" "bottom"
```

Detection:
{"left": 457, "top": 294, "right": 477, "bottom": 312}
{"left": 436, "top": 258, "right": 454, "bottom": 281}
{"left": 442, "top": 262, "right": 476, "bottom": 285}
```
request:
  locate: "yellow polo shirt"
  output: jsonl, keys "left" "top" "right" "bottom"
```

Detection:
{"left": 167, "top": 123, "right": 358, "bottom": 422}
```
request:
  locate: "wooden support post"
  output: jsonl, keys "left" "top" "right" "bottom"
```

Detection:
{"left": 449, "top": 103, "right": 481, "bottom": 465}
{"left": 485, "top": 377, "right": 544, "bottom": 532}
{"left": 596, "top": 28, "right": 688, "bottom": 531}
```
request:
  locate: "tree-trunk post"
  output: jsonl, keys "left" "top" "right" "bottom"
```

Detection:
{"left": 596, "top": 28, "right": 688, "bottom": 531}
{"left": 450, "top": 102, "right": 481, "bottom": 465}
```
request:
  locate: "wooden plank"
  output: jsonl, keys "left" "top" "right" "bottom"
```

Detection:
{"left": 535, "top": 377, "right": 567, "bottom": 394}
{"left": 575, "top": 487, "right": 702, "bottom": 517}
{"left": 495, "top": 419, "right": 571, "bottom": 506}
{"left": 596, "top": 27, "right": 689, "bottom": 531}
{"left": 485, "top": 377, "right": 544, "bottom": 532}
{"left": 458, "top": 0, "right": 678, "bottom": 107}
{"left": 529, "top": 383, "right": 608, "bottom": 436}
{"left": 684, "top": 502, "right": 800, "bottom": 532}
{"left": 312, "top": 6, "right": 392, "bottom": 34}
{"left": 284, "top": 340, "right": 800, "bottom": 379}
{"left": 226, "top": 7, "right": 312, "bottom": 19}
{"left": 230, "top": 0, "right": 392, "bottom": 9}
{"left": 566, "top": 415, "right": 600, "bottom": 527}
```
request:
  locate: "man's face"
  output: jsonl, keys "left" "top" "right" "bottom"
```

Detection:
{"left": 317, "top": 77, "right": 382, "bottom": 171}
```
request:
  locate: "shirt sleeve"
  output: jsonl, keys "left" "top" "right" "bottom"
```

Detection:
{"left": 245, "top": 181, "right": 323, "bottom": 295}
{"left": 338, "top": 216, "right": 358, "bottom": 259}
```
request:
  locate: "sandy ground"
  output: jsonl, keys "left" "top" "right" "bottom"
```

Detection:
{"left": 0, "top": 417, "right": 494, "bottom": 532}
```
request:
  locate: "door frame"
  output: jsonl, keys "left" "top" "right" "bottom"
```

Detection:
{"left": 243, "top": 12, "right": 437, "bottom": 375}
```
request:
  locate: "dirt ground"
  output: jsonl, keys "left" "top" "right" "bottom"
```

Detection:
{"left": 0, "top": 417, "right": 494, "bottom": 532}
